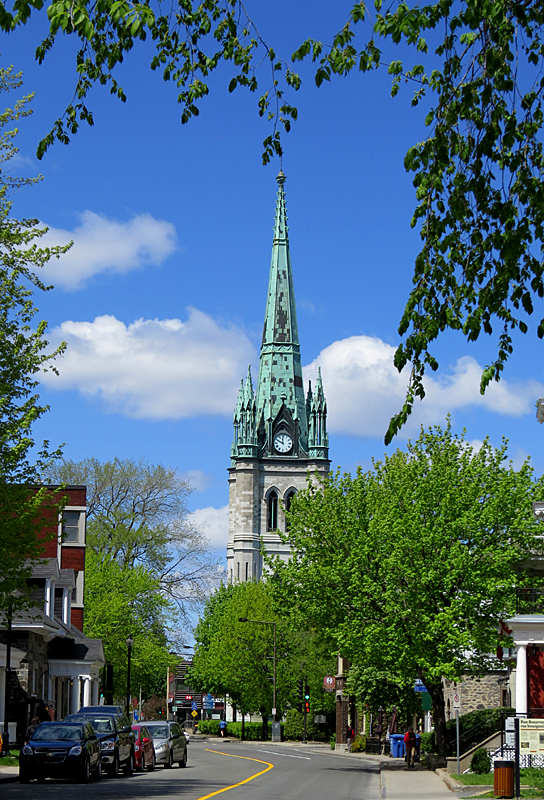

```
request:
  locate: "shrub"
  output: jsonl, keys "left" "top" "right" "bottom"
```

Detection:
{"left": 351, "top": 735, "right": 366, "bottom": 753}
{"left": 330, "top": 733, "right": 336, "bottom": 750}
{"left": 284, "top": 709, "right": 316, "bottom": 741}
{"left": 470, "top": 748, "right": 491, "bottom": 774}
{"left": 419, "top": 732, "right": 433, "bottom": 753}
{"left": 197, "top": 720, "right": 220, "bottom": 735}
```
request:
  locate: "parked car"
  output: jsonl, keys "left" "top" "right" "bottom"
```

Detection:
{"left": 77, "top": 704, "right": 124, "bottom": 716}
{"left": 19, "top": 720, "right": 101, "bottom": 784}
{"left": 144, "top": 721, "right": 187, "bottom": 768}
{"left": 131, "top": 723, "right": 155, "bottom": 771}
{"left": 67, "top": 710, "right": 135, "bottom": 777}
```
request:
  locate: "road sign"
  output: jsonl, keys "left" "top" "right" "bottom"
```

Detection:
{"left": 323, "top": 676, "right": 335, "bottom": 692}
{"left": 203, "top": 693, "right": 213, "bottom": 709}
{"left": 191, "top": 710, "right": 198, "bottom": 717}
{"left": 453, "top": 693, "right": 461, "bottom": 710}
{"left": 314, "top": 715, "right": 326, "bottom": 724}
{"left": 191, "top": 701, "right": 198, "bottom": 711}
{"left": 414, "top": 678, "right": 428, "bottom": 692}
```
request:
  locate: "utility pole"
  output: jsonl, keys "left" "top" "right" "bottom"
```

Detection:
{"left": 166, "top": 666, "right": 169, "bottom": 721}
{"left": 1, "top": 605, "right": 12, "bottom": 756}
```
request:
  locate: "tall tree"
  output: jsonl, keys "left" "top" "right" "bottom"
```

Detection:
{"left": 84, "top": 549, "right": 175, "bottom": 700}
{"left": 273, "top": 420, "right": 544, "bottom": 755}
{"left": 45, "top": 457, "right": 222, "bottom": 621}
{"left": 0, "top": 65, "right": 68, "bottom": 614}
{"left": 2, "top": 2, "right": 543, "bottom": 439}
{"left": 191, "top": 580, "right": 336, "bottom": 730}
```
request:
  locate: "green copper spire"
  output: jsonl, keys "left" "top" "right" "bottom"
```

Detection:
{"left": 255, "top": 171, "right": 307, "bottom": 452}
{"left": 231, "top": 172, "right": 328, "bottom": 461}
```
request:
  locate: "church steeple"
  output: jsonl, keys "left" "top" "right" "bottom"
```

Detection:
{"left": 231, "top": 172, "right": 328, "bottom": 462}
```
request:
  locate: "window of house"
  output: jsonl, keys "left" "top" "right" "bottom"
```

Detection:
{"left": 62, "top": 510, "right": 82, "bottom": 543}
{"left": 245, "top": 562, "right": 248, "bottom": 581}
{"left": 267, "top": 492, "right": 278, "bottom": 531}
{"left": 237, "top": 562, "right": 240, "bottom": 581}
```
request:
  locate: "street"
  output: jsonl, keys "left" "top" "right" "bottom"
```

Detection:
{"left": 1, "top": 739, "right": 381, "bottom": 800}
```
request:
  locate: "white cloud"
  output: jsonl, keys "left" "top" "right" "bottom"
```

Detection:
{"left": 303, "top": 335, "right": 544, "bottom": 439}
{"left": 189, "top": 505, "right": 228, "bottom": 551}
{"left": 179, "top": 470, "right": 215, "bottom": 492}
{"left": 42, "top": 308, "right": 255, "bottom": 419}
{"left": 41, "top": 211, "right": 177, "bottom": 290}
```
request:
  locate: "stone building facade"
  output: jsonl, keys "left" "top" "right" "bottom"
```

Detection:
{"left": 443, "top": 672, "right": 510, "bottom": 720}
{"left": 227, "top": 172, "right": 330, "bottom": 582}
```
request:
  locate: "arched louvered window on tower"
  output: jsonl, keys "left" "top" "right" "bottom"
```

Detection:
{"left": 284, "top": 490, "right": 296, "bottom": 531}
{"left": 267, "top": 491, "right": 278, "bottom": 531}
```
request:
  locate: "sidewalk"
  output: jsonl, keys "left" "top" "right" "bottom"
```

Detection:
{"left": 382, "top": 764, "right": 454, "bottom": 800}
{"left": 0, "top": 766, "right": 19, "bottom": 783}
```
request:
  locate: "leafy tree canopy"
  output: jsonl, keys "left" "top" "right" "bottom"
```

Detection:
{"left": 190, "top": 580, "right": 335, "bottom": 724}
{"left": 272, "top": 419, "right": 544, "bottom": 754}
{"left": 84, "top": 548, "right": 175, "bottom": 700}
{"left": 2, "top": 1, "right": 543, "bottom": 440}
{"left": 45, "top": 457, "right": 223, "bottom": 621}
{"left": 0, "top": 65, "right": 68, "bottom": 613}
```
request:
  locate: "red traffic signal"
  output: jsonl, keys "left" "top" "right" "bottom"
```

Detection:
{"left": 304, "top": 701, "right": 310, "bottom": 714}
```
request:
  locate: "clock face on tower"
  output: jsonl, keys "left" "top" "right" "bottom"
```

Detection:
{"left": 274, "top": 433, "right": 293, "bottom": 454}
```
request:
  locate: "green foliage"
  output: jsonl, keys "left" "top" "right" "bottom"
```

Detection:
{"left": 45, "top": 457, "right": 221, "bottom": 618}
{"left": 4, "top": 4, "right": 544, "bottom": 440}
{"left": 272, "top": 420, "right": 544, "bottom": 755}
{"left": 351, "top": 735, "right": 366, "bottom": 753}
{"left": 426, "top": 707, "right": 514, "bottom": 755}
{"left": 470, "top": 748, "right": 491, "bottom": 775}
{"left": 191, "top": 580, "right": 336, "bottom": 720}
{"left": 523, "top": 768, "right": 544, "bottom": 795}
{"left": 197, "top": 719, "right": 221, "bottom": 735}
{"left": 0, "top": 66, "right": 69, "bottom": 614}
{"left": 83, "top": 549, "right": 175, "bottom": 699}
{"left": 198, "top": 721, "right": 272, "bottom": 740}
{"left": 419, "top": 732, "right": 433, "bottom": 754}
{"left": 284, "top": 708, "right": 316, "bottom": 741}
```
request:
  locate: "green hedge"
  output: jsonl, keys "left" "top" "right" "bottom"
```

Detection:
{"left": 284, "top": 709, "right": 316, "bottom": 741}
{"left": 196, "top": 719, "right": 285, "bottom": 740}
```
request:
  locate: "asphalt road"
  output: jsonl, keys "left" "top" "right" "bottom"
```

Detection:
{"left": 1, "top": 739, "right": 381, "bottom": 800}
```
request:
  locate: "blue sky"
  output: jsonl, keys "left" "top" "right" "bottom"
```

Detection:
{"left": 3, "top": 3, "right": 544, "bottom": 556}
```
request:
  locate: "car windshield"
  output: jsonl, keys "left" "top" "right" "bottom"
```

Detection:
{"left": 147, "top": 725, "right": 169, "bottom": 739}
{"left": 33, "top": 725, "right": 83, "bottom": 742}
{"left": 84, "top": 717, "right": 114, "bottom": 732}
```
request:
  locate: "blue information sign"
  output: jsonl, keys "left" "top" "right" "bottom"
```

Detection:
{"left": 191, "top": 701, "right": 198, "bottom": 711}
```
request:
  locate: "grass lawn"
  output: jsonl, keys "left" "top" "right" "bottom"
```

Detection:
{"left": 0, "top": 749, "right": 19, "bottom": 767}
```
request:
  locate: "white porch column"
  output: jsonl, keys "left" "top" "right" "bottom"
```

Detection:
{"left": 516, "top": 644, "right": 528, "bottom": 716}
{"left": 91, "top": 679, "right": 99, "bottom": 706}
{"left": 62, "top": 589, "right": 71, "bottom": 626}
{"left": 71, "top": 676, "right": 80, "bottom": 713}
{"left": 83, "top": 677, "right": 91, "bottom": 708}
{"left": 45, "top": 578, "right": 52, "bottom": 618}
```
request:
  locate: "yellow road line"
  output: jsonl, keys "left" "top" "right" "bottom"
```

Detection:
{"left": 197, "top": 749, "right": 274, "bottom": 800}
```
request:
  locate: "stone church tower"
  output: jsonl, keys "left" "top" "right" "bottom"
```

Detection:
{"left": 226, "top": 172, "right": 330, "bottom": 583}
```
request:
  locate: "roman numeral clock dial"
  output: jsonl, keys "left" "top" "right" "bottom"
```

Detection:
{"left": 274, "top": 433, "right": 293, "bottom": 454}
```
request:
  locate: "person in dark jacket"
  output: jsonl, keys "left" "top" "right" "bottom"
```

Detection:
{"left": 24, "top": 717, "right": 41, "bottom": 743}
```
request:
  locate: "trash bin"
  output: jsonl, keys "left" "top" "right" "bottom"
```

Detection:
{"left": 390, "top": 734, "right": 405, "bottom": 758}
{"left": 494, "top": 760, "right": 514, "bottom": 798}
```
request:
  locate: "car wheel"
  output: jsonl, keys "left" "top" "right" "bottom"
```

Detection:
{"left": 36, "top": 773, "right": 47, "bottom": 783}
{"left": 123, "top": 750, "right": 135, "bottom": 776}
{"left": 94, "top": 758, "right": 102, "bottom": 781}
{"left": 179, "top": 749, "right": 187, "bottom": 768}
{"left": 108, "top": 753, "right": 120, "bottom": 778}
{"left": 19, "top": 770, "right": 31, "bottom": 784}
{"left": 147, "top": 752, "right": 155, "bottom": 772}
{"left": 139, "top": 752, "right": 145, "bottom": 772}
{"left": 80, "top": 757, "right": 91, "bottom": 784}
{"left": 165, "top": 749, "right": 174, "bottom": 769}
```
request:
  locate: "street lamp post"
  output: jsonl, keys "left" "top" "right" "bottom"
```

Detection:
{"left": 238, "top": 617, "right": 278, "bottom": 742}
{"left": 126, "top": 635, "right": 134, "bottom": 718}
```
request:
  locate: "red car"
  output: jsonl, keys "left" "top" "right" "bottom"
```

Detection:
{"left": 131, "top": 724, "right": 155, "bottom": 772}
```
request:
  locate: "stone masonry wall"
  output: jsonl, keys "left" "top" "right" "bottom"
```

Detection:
{"left": 443, "top": 672, "right": 508, "bottom": 719}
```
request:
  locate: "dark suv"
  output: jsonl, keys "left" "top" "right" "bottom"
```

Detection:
{"left": 69, "top": 709, "right": 135, "bottom": 777}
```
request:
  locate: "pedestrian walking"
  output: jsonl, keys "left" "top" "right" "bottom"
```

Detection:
{"left": 346, "top": 724, "right": 355, "bottom": 752}
{"left": 404, "top": 727, "right": 417, "bottom": 768}
{"left": 219, "top": 719, "right": 227, "bottom": 738}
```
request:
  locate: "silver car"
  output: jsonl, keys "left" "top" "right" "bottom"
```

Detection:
{"left": 145, "top": 721, "right": 187, "bottom": 768}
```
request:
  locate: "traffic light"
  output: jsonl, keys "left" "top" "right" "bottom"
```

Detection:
{"left": 304, "top": 682, "right": 310, "bottom": 701}
{"left": 297, "top": 679, "right": 303, "bottom": 701}
{"left": 304, "top": 700, "right": 310, "bottom": 714}
{"left": 158, "top": 707, "right": 164, "bottom": 716}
